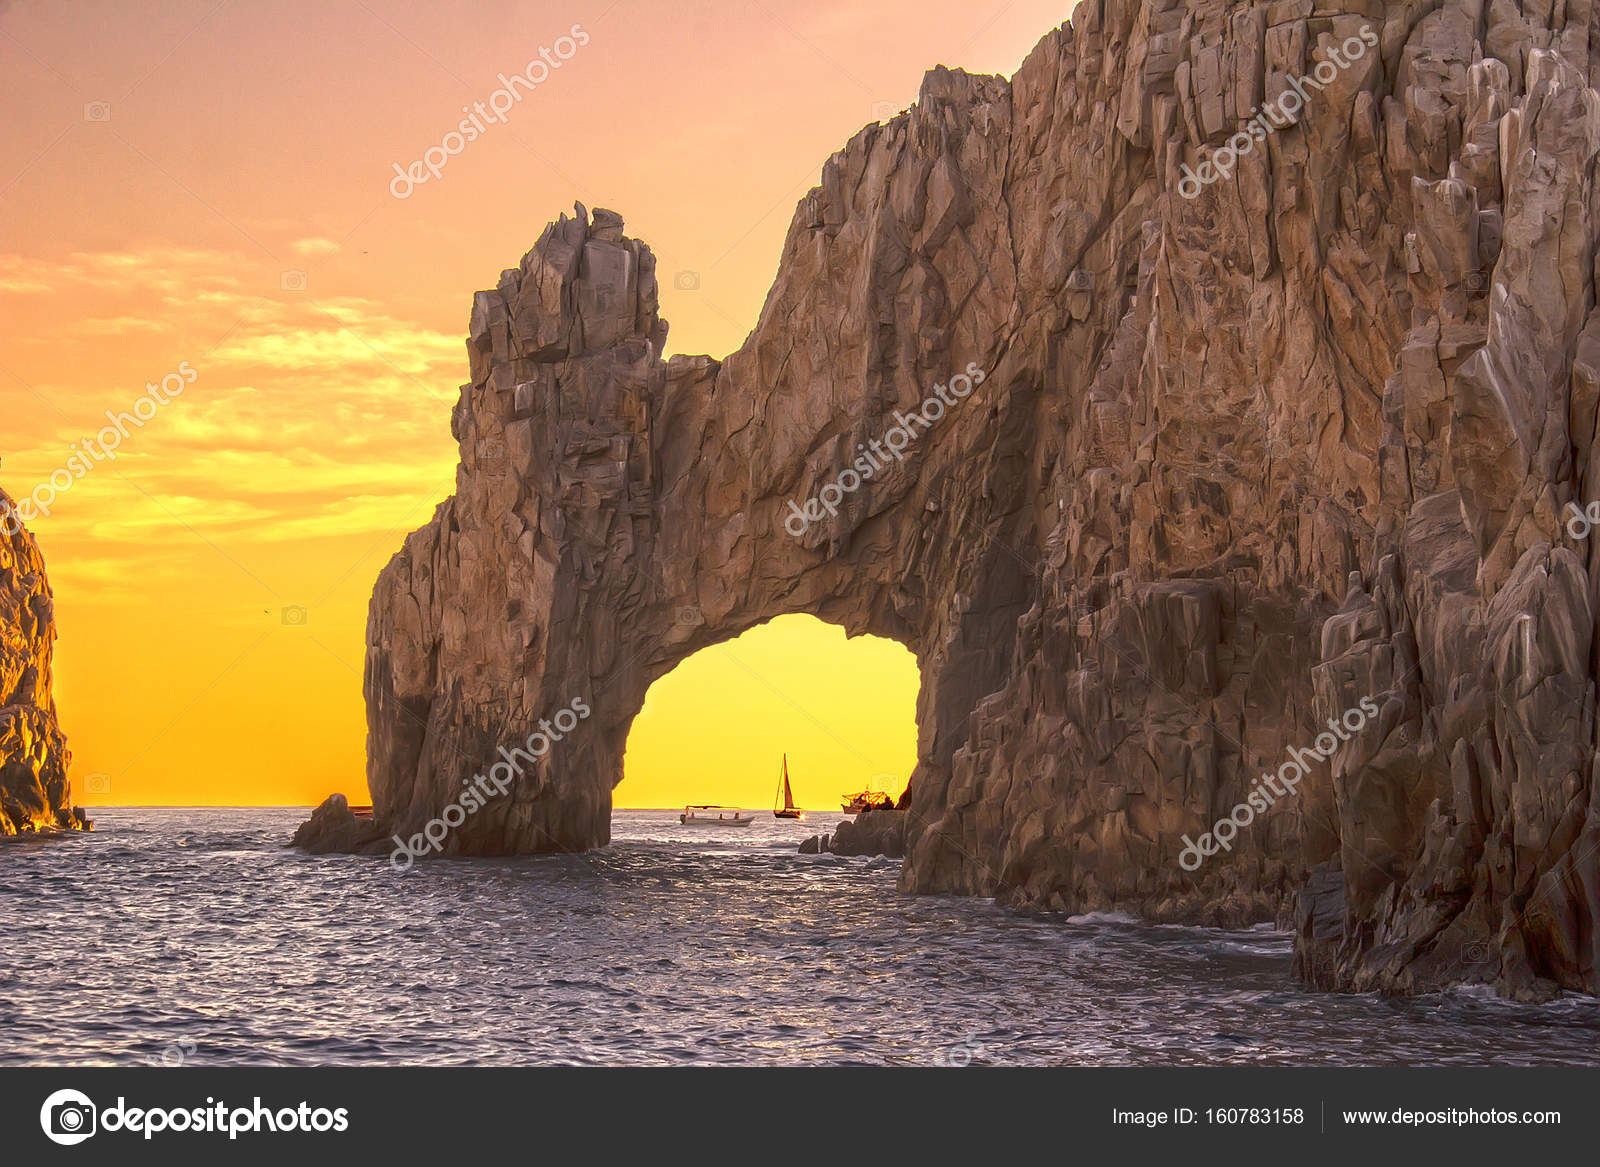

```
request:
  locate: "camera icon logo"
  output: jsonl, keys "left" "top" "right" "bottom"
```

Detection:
{"left": 40, "top": 1089, "right": 97, "bottom": 1146}
{"left": 83, "top": 102, "right": 111, "bottom": 122}
{"left": 84, "top": 772, "right": 111, "bottom": 796}
{"left": 281, "top": 605, "right": 309, "bottom": 626}
{"left": 871, "top": 100, "right": 901, "bottom": 122}
{"left": 280, "top": 270, "right": 308, "bottom": 292}
{"left": 673, "top": 270, "right": 700, "bottom": 292}
{"left": 675, "top": 605, "right": 704, "bottom": 627}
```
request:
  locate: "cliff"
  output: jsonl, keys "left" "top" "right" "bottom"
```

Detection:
{"left": 0, "top": 487, "right": 77, "bottom": 834}
{"left": 326, "top": 1, "right": 1600, "bottom": 999}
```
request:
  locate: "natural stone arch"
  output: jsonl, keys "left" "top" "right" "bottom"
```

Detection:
{"left": 364, "top": 179, "right": 1036, "bottom": 867}
{"left": 338, "top": 8, "right": 1600, "bottom": 1001}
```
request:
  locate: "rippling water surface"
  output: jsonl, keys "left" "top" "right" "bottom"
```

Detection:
{"left": 4, "top": 808, "right": 1600, "bottom": 1066}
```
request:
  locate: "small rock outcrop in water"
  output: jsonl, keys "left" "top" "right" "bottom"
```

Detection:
{"left": 802, "top": 810, "right": 908, "bottom": 859}
{"left": 323, "top": 3, "right": 1600, "bottom": 998}
{"left": 291, "top": 794, "right": 387, "bottom": 855}
{"left": 0, "top": 488, "right": 77, "bottom": 834}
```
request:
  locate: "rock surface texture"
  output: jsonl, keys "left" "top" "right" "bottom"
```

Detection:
{"left": 291, "top": 793, "right": 386, "bottom": 855}
{"left": 339, "top": 2, "right": 1600, "bottom": 998}
{"left": 0, "top": 488, "right": 76, "bottom": 834}
{"left": 805, "top": 809, "right": 910, "bottom": 858}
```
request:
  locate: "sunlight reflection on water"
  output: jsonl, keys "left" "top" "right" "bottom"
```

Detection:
{"left": 3, "top": 808, "right": 1599, "bottom": 1066}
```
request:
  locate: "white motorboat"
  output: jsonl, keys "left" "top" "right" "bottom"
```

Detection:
{"left": 679, "top": 805, "right": 753, "bottom": 827}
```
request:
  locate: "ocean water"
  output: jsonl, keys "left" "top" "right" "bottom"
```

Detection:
{"left": 3, "top": 807, "right": 1599, "bottom": 1067}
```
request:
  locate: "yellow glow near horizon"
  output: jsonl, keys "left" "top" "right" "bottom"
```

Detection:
{"left": 0, "top": 0, "right": 1067, "bottom": 810}
{"left": 620, "top": 616, "right": 918, "bottom": 811}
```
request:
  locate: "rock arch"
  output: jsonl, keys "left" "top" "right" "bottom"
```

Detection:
{"left": 343, "top": 5, "right": 1600, "bottom": 998}
{"left": 365, "top": 181, "right": 1036, "bottom": 861}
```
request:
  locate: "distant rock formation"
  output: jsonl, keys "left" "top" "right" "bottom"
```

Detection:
{"left": 291, "top": 793, "right": 386, "bottom": 855}
{"left": 801, "top": 809, "right": 908, "bottom": 858}
{"left": 0, "top": 487, "right": 77, "bottom": 834}
{"left": 325, "top": 2, "right": 1600, "bottom": 998}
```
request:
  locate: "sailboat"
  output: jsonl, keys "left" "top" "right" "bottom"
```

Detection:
{"left": 773, "top": 754, "right": 805, "bottom": 820}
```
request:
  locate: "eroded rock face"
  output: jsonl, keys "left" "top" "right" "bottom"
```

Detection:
{"left": 345, "top": 2, "right": 1600, "bottom": 996}
{"left": 0, "top": 488, "right": 76, "bottom": 834}
{"left": 291, "top": 793, "right": 386, "bottom": 855}
{"left": 802, "top": 809, "right": 909, "bottom": 858}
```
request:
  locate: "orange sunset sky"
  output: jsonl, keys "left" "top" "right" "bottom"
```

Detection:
{"left": 1, "top": 0, "right": 1069, "bottom": 810}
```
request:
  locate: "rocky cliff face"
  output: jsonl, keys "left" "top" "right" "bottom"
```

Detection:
{"left": 343, "top": 1, "right": 1600, "bottom": 998}
{"left": 0, "top": 488, "right": 76, "bottom": 834}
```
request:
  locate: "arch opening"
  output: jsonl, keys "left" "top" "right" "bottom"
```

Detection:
{"left": 619, "top": 615, "right": 919, "bottom": 817}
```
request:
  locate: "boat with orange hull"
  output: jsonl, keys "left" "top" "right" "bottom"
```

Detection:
{"left": 841, "top": 790, "right": 894, "bottom": 813}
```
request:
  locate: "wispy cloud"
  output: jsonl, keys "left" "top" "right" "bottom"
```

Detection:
{"left": 290, "top": 236, "right": 342, "bottom": 258}
{"left": 1, "top": 239, "right": 466, "bottom": 562}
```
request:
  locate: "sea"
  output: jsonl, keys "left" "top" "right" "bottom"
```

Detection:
{"left": 3, "top": 807, "right": 1599, "bottom": 1066}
